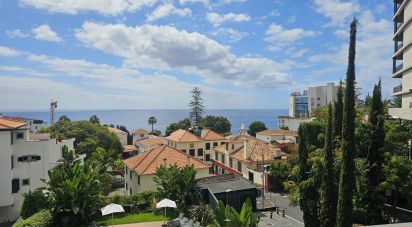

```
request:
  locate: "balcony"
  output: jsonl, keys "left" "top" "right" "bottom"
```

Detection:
{"left": 394, "top": 0, "right": 404, "bottom": 15}
{"left": 394, "top": 84, "right": 402, "bottom": 93}
{"left": 395, "top": 41, "right": 404, "bottom": 52}
{"left": 394, "top": 63, "right": 403, "bottom": 73}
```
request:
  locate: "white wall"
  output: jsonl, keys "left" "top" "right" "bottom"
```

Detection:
{"left": 278, "top": 117, "right": 311, "bottom": 131}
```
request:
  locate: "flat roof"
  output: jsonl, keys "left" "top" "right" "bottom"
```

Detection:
{"left": 198, "top": 173, "right": 257, "bottom": 194}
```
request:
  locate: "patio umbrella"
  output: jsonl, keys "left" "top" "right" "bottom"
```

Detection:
{"left": 156, "top": 199, "right": 177, "bottom": 221}
{"left": 101, "top": 203, "right": 125, "bottom": 226}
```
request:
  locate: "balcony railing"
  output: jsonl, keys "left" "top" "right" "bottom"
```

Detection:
{"left": 394, "top": 84, "right": 402, "bottom": 93}
{"left": 395, "top": 63, "right": 404, "bottom": 73}
{"left": 395, "top": 41, "right": 404, "bottom": 52}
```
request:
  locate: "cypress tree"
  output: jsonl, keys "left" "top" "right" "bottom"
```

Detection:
{"left": 333, "top": 80, "right": 343, "bottom": 141}
{"left": 337, "top": 18, "right": 358, "bottom": 227}
{"left": 365, "top": 80, "right": 385, "bottom": 224}
{"left": 320, "top": 104, "right": 337, "bottom": 227}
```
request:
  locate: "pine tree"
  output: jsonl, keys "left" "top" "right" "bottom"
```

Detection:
{"left": 333, "top": 80, "right": 343, "bottom": 141}
{"left": 320, "top": 104, "right": 337, "bottom": 227}
{"left": 365, "top": 80, "right": 385, "bottom": 224}
{"left": 188, "top": 87, "right": 205, "bottom": 127}
{"left": 337, "top": 18, "right": 358, "bottom": 227}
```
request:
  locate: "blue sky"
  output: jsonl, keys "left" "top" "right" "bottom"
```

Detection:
{"left": 0, "top": 0, "right": 394, "bottom": 110}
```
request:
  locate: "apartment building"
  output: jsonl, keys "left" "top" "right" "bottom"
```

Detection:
{"left": 165, "top": 129, "right": 226, "bottom": 162}
{"left": 289, "top": 91, "right": 309, "bottom": 118}
{"left": 123, "top": 145, "right": 210, "bottom": 194}
{"left": 390, "top": 0, "right": 412, "bottom": 120}
{"left": 0, "top": 117, "right": 74, "bottom": 222}
{"left": 108, "top": 127, "right": 128, "bottom": 146}
{"left": 308, "top": 83, "right": 339, "bottom": 116}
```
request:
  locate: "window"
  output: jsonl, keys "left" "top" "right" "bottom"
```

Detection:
{"left": 12, "top": 179, "right": 19, "bottom": 193}
{"left": 221, "top": 142, "right": 225, "bottom": 145}
{"left": 10, "top": 131, "right": 13, "bottom": 145}
{"left": 317, "top": 97, "right": 320, "bottom": 100}
{"left": 16, "top": 132, "right": 24, "bottom": 139}
{"left": 205, "top": 143, "right": 210, "bottom": 150}
{"left": 231, "top": 144, "right": 234, "bottom": 150}
{"left": 130, "top": 172, "right": 132, "bottom": 180}
{"left": 229, "top": 158, "right": 233, "bottom": 168}
{"left": 126, "top": 182, "right": 128, "bottom": 190}
{"left": 215, "top": 151, "right": 218, "bottom": 160}
{"left": 205, "top": 154, "right": 210, "bottom": 161}
{"left": 189, "top": 149, "right": 195, "bottom": 156}
{"left": 130, "top": 188, "right": 132, "bottom": 195}
{"left": 221, "top": 154, "right": 225, "bottom": 164}
{"left": 22, "top": 179, "right": 30, "bottom": 186}
{"left": 17, "top": 155, "right": 41, "bottom": 162}
{"left": 11, "top": 156, "right": 14, "bottom": 170}
{"left": 238, "top": 162, "right": 242, "bottom": 172}
{"left": 138, "top": 175, "right": 140, "bottom": 185}
{"left": 213, "top": 142, "right": 218, "bottom": 147}
{"left": 197, "top": 148, "right": 203, "bottom": 157}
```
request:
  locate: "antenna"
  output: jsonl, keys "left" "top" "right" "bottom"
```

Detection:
{"left": 50, "top": 99, "right": 57, "bottom": 126}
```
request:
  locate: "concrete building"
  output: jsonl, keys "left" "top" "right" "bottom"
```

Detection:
{"left": 123, "top": 145, "right": 210, "bottom": 194}
{"left": 308, "top": 83, "right": 339, "bottom": 116}
{"left": 278, "top": 116, "right": 312, "bottom": 131}
{"left": 135, "top": 136, "right": 164, "bottom": 153}
{"left": 390, "top": 0, "right": 412, "bottom": 120}
{"left": 0, "top": 117, "right": 74, "bottom": 222}
{"left": 165, "top": 129, "right": 226, "bottom": 162}
{"left": 108, "top": 127, "right": 128, "bottom": 146}
{"left": 289, "top": 91, "right": 309, "bottom": 118}
{"left": 256, "top": 130, "right": 298, "bottom": 143}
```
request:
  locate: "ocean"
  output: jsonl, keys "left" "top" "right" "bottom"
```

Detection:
{"left": 1, "top": 109, "right": 288, "bottom": 134}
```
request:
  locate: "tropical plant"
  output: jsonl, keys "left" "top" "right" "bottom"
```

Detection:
{"left": 267, "top": 162, "right": 289, "bottom": 191}
{"left": 149, "top": 129, "right": 162, "bottom": 136}
{"left": 210, "top": 199, "right": 259, "bottom": 227}
{"left": 387, "top": 96, "right": 402, "bottom": 108}
{"left": 190, "top": 203, "right": 215, "bottom": 226}
{"left": 89, "top": 115, "right": 100, "bottom": 124}
{"left": 337, "top": 18, "right": 358, "bottom": 227}
{"left": 148, "top": 116, "right": 157, "bottom": 132}
{"left": 200, "top": 115, "right": 231, "bottom": 134}
{"left": 20, "top": 189, "right": 50, "bottom": 219}
{"left": 13, "top": 209, "right": 53, "bottom": 227}
{"left": 165, "top": 118, "right": 192, "bottom": 136}
{"left": 189, "top": 87, "right": 205, "bottom": 127}
{"left": 248, "top": 121, "right": 267, "bottom": 137}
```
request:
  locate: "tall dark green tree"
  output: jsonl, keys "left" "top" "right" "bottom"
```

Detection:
{"left": 148, "top": 116, "right": 157, "bottom": 132}
{"left": 337, "top": 18, "right": 358, "bottom": 227}
{"left": 364, "top": 80, "right": 385, "bottom": 224}
{"left": 188, "top": 87, "right": 205, "bottom": 127}
{"left": 89, "top": 115, "right": 100, "bottom": 124}
{"left": 320, "top": 104, "right": 337, "bottom": 227}
{"left": 333, "top": 80, "right": 343, "bottom": 141}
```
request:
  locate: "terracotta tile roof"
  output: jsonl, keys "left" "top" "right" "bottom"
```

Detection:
{"left": 132, "top": 128, "right": 149, "bottom": 135}
{"left": 0, "top": 118, "right": 27, "bottom": 129}
{"left": 257, "top": 129, "right": 298, "bottom": 137}
{"left": 137, "top": 137, "right": 164, "bottom": 148}
{"left": 226, "top": 133, "right": 254, "bottom": 142}
{"left": 1, "top": 116, "right": 32, "bottom": 121}
{"left": 166, "top": 129, "right": 202, "bottom": 142}
{"left": 123, "top": 145, "right": 209, "bottom": 175}
{"left": 230, "top": 139, "right": 283, "bottom": 162}
{"left": 201, "top": 129, "right": 225, "bottom": 141}
{"left": 123, "top": 145, "right": 138, "bottom": 153}
{"left": 108, "top": 127, "right": 128, "bottom": 135}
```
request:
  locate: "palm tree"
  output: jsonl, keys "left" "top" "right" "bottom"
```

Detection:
{"left": 148, "top": 116, "right": 157, "bottom": 132}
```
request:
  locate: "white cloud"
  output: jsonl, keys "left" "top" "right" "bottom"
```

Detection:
{"left": 206, "top": 12, "right": 250, "bottom": 27}
{"left": 0, "top": 46, "right": 21, "bottom": 57}
{"left": 265, "top": 23, "right": 316, "bottom": 51}
{"left": 286, "top": 48, "right": 309, "bottom": 58}
{"left": 19, "top": 0, "right": 157, "bottom": 16}
{"left": 75, "top": 21, "right": 292, "bottom": 88}
{"left": 211, "top": 27, "right": 248, "bottom": 43}
{"left": 179, "top": 0, "right": 209, "bottom": 6}
{"left": 146, "top": 3, "right": 191, "bottom": 22}
{"left": 32, "top": 25, "right": 62, "bottom": 42}
{"left": 6, "top": 29, "right": 29, "bottom": 38}
{"left": 313, "top": 0, "right": 360, "bottom": 27}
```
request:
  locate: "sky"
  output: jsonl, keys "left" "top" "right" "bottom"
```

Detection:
{"left": 0, "top": 0, "right": 395, "bottom": 110}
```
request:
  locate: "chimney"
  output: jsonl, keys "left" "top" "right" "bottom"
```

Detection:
{"left": 243, "top": 140, "right": 249, "bottom": 160}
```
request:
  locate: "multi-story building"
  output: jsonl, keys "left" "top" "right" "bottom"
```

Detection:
{"left": 165, "top": 129, "right": 226, "bottom": 162}
{"left": 390, "top": 0, "right": 412, "bottom": 120}
{"left": 108, "top": 126, "right": 128, "bottom": 146}
{"left": 278, "top": 116, "right": 312, "bottom": 131}
{"left": 123, "top": 145, "right": 210, "bottom": 194}
{"left": 308, "top": 83, "right": 339, "bottom": 116}
{"left": 0, "top": 117, "right": 74, "bottom": 222}
{"left": 289, "top": 91, "right": 309, "bottom": 118}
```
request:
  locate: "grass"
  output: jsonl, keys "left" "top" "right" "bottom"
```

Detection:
{"left": 96, "top": 210, "right": 177, "bottom": 226}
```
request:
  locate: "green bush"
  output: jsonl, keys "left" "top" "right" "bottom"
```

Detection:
{"left": 20, "top": 190, "right": 50, "bottom": 219}
{"left": 13, "top": 210, "right": 53, "bottom": 227}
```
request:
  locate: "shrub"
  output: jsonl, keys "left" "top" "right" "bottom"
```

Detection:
{"left": 20, "top": 190, "right": 50, "bottom": 219}
{"left": 13, "top": 210, "right": 53, "bottom": 227}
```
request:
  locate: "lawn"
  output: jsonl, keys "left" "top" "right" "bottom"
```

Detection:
{"left": 96, "top": 211, "right": 168, "bottom": 226}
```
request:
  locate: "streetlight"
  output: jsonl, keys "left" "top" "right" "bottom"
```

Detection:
{"left": 226, "top": 189, "right": 231, "bottom": 205}
{"left": 408, "top": 139, "right": 411, "bottom": 161}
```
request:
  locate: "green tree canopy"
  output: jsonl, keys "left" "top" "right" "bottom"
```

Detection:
{"left": 89, "top": 115, "right": 100, "bottom": 124}
{"left": 148, "top": 116, "right": 157, "bottom": 132}
{"left": 199, "top": 115, "right": 231, "bottom": 134}
{"left": 188, "top": 87, "right": 204, "bottom": 127}
{"left": 248, "top": 121, "right": 267, "bottom": 137}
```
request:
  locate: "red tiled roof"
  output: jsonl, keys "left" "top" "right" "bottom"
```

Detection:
{"left": 257, "top": 130, "right": 297, "bottom": 137}
{"left": 137, "top": 137, "right": 164, "bottom": 147}
{"left": 123, "top": 145, "right": 138, "bottom": 153}
{"left": 108, "top": 127, "right": 128, "bottom": 134}
{"left": 123, "top": 145, "right": 209, "bottom": 175}
{"left": 132, "top": 128, "right": 149, "bottom": 135}
{"left": 218, "top": 139, "right": 283, "bottom": 163}
{"left": 201, "top": 129, "right": 225, "bottom": 141}
{"left": 0, "top": 118, "right": 27, "bottom": 129}
{"left": 166, "top": 129, "right": 202, "bottom": 142}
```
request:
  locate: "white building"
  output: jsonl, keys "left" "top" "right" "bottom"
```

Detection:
{"left": 256, "top": 129, "right": 298, "bottom": 143}
{"left": 132, "top": 128, "right": 150, "bottom": 145}
{"left": 108, "top": 127, "right": 128, "bottom": 146}
{"left": 0, "top": 117, "right": 74, "bottom": 222}
{"left": 123, "top": 145, "right": 210, "bottom": 194}
{"left": 289, "top": 91, "right": 309, "bottom": 118}
{"left": 278, "top": 116, "right": 312, "bottom": 131}
{"left": 308, "top": 83, "right": 339, "bottom": 116}
{"left": 390, "top": 0, "right": 412, "bottom": 120}
{"left": 0, "top": 115, "right": 47, "bottom": 133}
